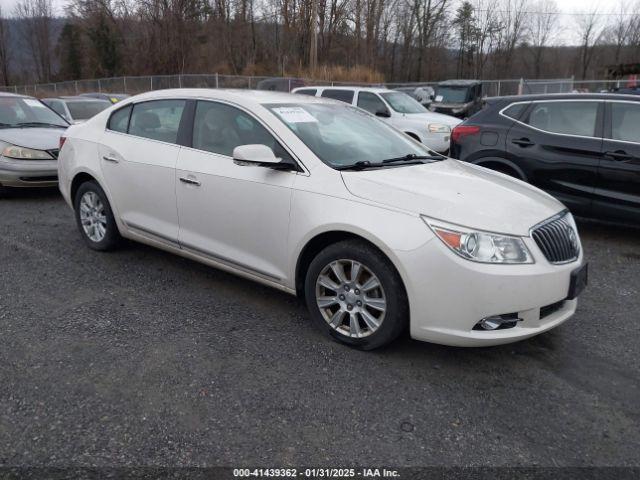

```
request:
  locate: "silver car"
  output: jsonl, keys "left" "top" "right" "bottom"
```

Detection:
{"left": 42, "top": 96, "right": 111, "bottom": 124}
{"left": 0, "top": 92, "right": 69, "bottom": 194}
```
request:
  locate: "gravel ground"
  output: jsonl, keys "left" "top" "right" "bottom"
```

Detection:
{"left": 0, "top": 188, "right": 638, "bottom": 468}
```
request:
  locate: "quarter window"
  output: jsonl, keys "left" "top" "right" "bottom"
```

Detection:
{"left": 129, "top": 100, "right": 186, "bottom": 143}
{"left": 108, "top": 105, "right": 132, "bottom": 133}
{"left": 526, "top": 101, "right": 599, "bottom": 137}
{"left": 357, "top": 92, "right": 389, "bottom": 116}
{"left": 502, "top": 102, "right": 528, "bottom": 120}
{"left": 192, "top": 101, "right": 294, "bottom": 161}
{"left": 320, "top": 89, "right": 355, "bottom": 104}
{"left": 610, "top": 102, "right": 640, "bottom": 143}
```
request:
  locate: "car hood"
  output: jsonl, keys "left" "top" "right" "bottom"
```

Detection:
{"left": 341, "top": 159, "right": 564, "bottom": 236}
{"left": 402, "top": 111, "right": 461, "bottom": 125}
{"left": 0, "top": 127, "right": 65, "bottom": 151}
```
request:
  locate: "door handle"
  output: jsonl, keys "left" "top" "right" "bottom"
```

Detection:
{"left": 512, "top": 138, "right": 535, "bottom": 147}
{"left": 179, "top": 176, "right": 201, "bottom": 186}
{"left": 102, "top": 155, "right": 119, "bottom": 163}
{"left": 604, "top": 150, "right": 633, "bottom": 161}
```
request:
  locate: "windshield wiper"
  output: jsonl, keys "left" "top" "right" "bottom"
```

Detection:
{"left": 14, "top": 122, "right": 68, "bottom": 129}
{"left": 381, "top": 153, "right": 444, "bottom": 164}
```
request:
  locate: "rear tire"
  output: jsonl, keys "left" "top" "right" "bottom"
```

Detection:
{"left": 304, "top": 240, "right": 409, "bottom": 350}
{"left": 73, "top": 181, "right": 121, "bottom": 251}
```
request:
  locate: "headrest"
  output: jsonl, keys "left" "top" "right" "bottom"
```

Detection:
{"left": 136, "top": 111, "right": 161, "bottom": 130}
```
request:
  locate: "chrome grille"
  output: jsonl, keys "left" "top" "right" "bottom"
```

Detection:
{"left": 531, "top": 213, "right": 579, "bottom": 264}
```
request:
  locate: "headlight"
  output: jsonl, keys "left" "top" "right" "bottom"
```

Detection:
{"left": 428, "top": 123, "right": 450, "bottom": 133}
{"left": 2, "top": 145, "right": 53, "bottom": 160}
{"left": 422, "top": 217, "right": 534, "bottom": 264}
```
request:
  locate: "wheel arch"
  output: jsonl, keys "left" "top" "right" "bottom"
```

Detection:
{"left": 70, "top": 171, "right": 100, "bottom": 205}
{"left": 471, "top": 157, "right": 527, "bottom": 181}
{"left": 294, "top": 229, "right": 409, "bottom": 302}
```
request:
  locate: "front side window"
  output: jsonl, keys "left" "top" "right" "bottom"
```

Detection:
{"left": 129, "top": 100, "right": 186, "bottom": 143}
{"left": 192, "top": 101, "right": 293, "bottom": 161}
{"left": 0, "top": 96, "right": 68, "bottom": 127}
{"left": 320, "top": 89, "right": 354, "bottom": 104}
{"left": 357, "top": 92, "right": 389, "bottom": 116}
{"left": 526, "top": 101, "right": 599, "bottom": 137}
{"left": 610, "top": 102, "right": 640, "bottom": 143}
{"left": 380, "top": 92, "right": 426, "bottom": 114}
{"left": 268, "top": 103, "right": 437, "bottom": 169}
{"left": 108, "top": 105, "right": 132, "bottom": 133}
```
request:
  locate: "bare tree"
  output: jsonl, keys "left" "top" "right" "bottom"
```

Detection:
{"left": 14, "top": 0, "right": 55, "bottom": 83}
{"left": 526, "top": 0, "right": 557, "bottom": 78}
{"left": 0, "top": 6, "right": 10, "bottom": 86}
{"left": 575, "top": 9, "right": 604, "bottom": 80}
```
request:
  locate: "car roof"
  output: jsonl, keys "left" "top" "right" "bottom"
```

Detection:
{"left": 0, "top": 91, "right": 29, "bottom": 99}
{"left": 294, "top": 85, "right": 390, "bottom": 94}
{"left": 45, "top": 96, "right": 111, "bottom": 102}
{"left": 438, "top": 80, "right": 481, "bottom": 86}
{"left": 123, "top": 88, "right": 366, "bottom": 107}
{"left": 488, "top": 92, "right": 640, "bottom": 103}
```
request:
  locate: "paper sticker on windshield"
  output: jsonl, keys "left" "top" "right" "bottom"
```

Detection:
{"left": 273, "top": 107, "right": 317, "bottom": 123}
{"left": 435, "top": 95, "right": 444, "bottom": 102}
{"left": 24, "top": 99, "right": 45, "bottom": 108}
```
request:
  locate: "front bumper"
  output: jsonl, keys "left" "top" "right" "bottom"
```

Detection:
{"left": 399, "top": 234, "right": 583, "bottom": 347}
{"left": 0, "top": 156, "right": 58, "bottom": 187}
{"left": 420, "top": 133, "right": 451, "bottom": 154}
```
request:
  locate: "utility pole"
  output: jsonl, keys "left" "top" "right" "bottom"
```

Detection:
{"left": 310, "top": 0, "right": 318, "bottom": 72}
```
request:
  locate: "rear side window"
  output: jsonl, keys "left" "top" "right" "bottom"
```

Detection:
{"left": 108, "top": 105, "right": 132, "bottom": 133}
{"left": 321, "top": 89, "right": 355, "bottom": 104}
{"left": 502, "top": 102, "right": 527, "bottom": 120}
{"left": 295, "top": 89, "right": 317, "bottom": 96}
{"left": 526, "top": 101, "right": 599, "bottom": 137}
{"left": 610, "top": 102, "right": 640, "bottom": 143}
{"left": 357, "top": 92, "right": 388, "bottom": 115}
{"left": 129, "top": 100, "right": 186, "bottom": 143}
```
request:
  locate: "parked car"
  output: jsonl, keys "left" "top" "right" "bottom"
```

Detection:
{"left": 42, "top": 96, "right": 112, "bottom": 124}
{"left": 450, "top": 93, "right": 640, "bottom": 225}
{"left": 80, "top": 92, "right": 130, "bottom": 104}
{"left": 430, "top": 80, "right": 483, "bottom": 118}
{"left": 292, "top": 86, "right": 460, "bottom": 153}
{"left": 0, "top": 92, "right": 69, "bottom": 195}
{"left": 256, "top": 77, "right": 306, "bottom": 92}
{"left": 58, "top": 89, "right": 587, "bottom": 349}
{"left": 394, "top": 86, "right": 435, "bottom": 107}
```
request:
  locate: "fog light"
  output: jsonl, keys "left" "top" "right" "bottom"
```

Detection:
{"left": 478, "top": 316, "right": 502, "bottom": 330}
{"left": 474, "top": 314, "right": 521, "bottom": 331}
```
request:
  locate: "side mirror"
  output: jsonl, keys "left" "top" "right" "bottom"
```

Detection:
{"left": 232, "top": 144, "right": 295, "bottom": 170}
{"left": 375, "top": 109, "right": 391, "bottom": 118}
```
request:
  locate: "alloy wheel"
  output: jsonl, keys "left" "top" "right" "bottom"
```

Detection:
{"left": 315, "top": 259, "right": 387, "bottom": 338}
{"left": 79, "top": 191, "right": 107, "bottom": 242}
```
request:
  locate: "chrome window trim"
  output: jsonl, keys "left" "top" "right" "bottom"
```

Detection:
{"left": 498, "top": 99, "right": 604, "bottom": 141}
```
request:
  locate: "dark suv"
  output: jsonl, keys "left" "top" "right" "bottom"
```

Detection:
{"left": 450, "top": 93, "right": 640, "bottom": 224}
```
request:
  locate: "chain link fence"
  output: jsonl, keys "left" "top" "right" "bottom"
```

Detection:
{"left": 0, "top": 74, "right": 632, "bottom": 98}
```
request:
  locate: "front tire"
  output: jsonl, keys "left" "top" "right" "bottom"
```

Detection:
{"left": 73, "top": 181, "right": 121, "bottom": 251}
{"left": 304, "top": 240, "right": 409, "bottom": 350}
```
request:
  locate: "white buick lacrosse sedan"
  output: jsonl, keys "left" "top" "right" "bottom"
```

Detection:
{"left": 58, "top": 89, "right": 587, "bottom": 349}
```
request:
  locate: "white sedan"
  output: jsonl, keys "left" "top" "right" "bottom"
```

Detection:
{"left": 57, "top": 89, "right": 588, "bottom": 349}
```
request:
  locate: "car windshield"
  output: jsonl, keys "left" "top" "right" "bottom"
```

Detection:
{"left": 380, "top": 92, "right": 427, "bottom": 114}
{"left": 0, "top": 96, "right": 68, "bottom": 127}
{"left": 67, "top": 100, "right": 111, "bottom": 120}
{"left": 434, "top": 86, "right": 472, "bottom": 104}
{"left": 268, "top": 103, "right": 438, "bottom": 169}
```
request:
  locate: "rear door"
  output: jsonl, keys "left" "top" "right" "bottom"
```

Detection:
{"left": 505, "top": 99, "right": 603, "bottom": 217}
{"left": 594, "top": 100, "right": 640, "bottom": 223}
{"left": 100, "top": 99, "right": 187, "bottom": 243}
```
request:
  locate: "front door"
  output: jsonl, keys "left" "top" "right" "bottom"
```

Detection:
{"left": 176, "top": 100, "right": 297, "bottom": 281}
